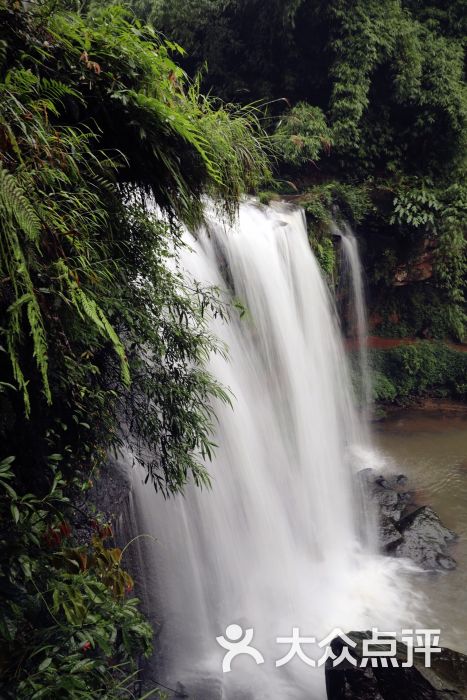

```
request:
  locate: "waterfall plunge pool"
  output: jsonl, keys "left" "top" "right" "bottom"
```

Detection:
{"left": 376, "top": 404, "right": 467, "bottom": 655}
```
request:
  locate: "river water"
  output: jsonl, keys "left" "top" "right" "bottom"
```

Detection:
{"left": 376, "top": 405, "right": 467, "bottom": 654}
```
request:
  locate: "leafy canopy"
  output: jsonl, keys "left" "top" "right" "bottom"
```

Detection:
{"left": 0, "top": 2, "right": 270, "bottom": 696}
{"left": 147, "top": 0, "right": 466, "bottom": 340}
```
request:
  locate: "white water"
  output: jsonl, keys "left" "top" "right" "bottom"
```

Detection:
{"left": 333, "top": 221, "right": 372, "bottom": 419}
{"left": 129, "top": 202, "right": 418, "bottom": 699}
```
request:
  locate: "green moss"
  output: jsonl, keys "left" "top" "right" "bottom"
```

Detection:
{"left": 313, "top": 237, "right": 336, "bottom": 278}
{"left": 258, "top": 190, "right": 280, "bottom": 205}
{"left": 372, "top": 371, "right": 398, "bottom": 403}
{"left": 371, "top": 341, "right": 467, "bottom": 403}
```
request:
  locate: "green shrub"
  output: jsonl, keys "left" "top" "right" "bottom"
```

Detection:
{"left": 372, "top": 371, "right": 397, "bottom": 403}
{"left": 274, "top": 102, "right": 332, "bottom": 166}
{"left": 371, "top": 341, "right": 467, "bottom": 403}
{"left": 303, "top": 181, "right": 371, "bottom": 229}
{"left": 0, "top": 458, "right": 154, "bottom": 699}
{"left": 313, "top": 237, "right": 336, "bottom": 278}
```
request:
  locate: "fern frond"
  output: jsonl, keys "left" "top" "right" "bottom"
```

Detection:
{"left": 26, "top": 295, "right": 51, "bottom": 404}
{"left": 92, "top": 175, "right": 118, "bottom": 195}
{"left": 39, "top": 77, "right": 81, "bottom": 106}
{"left": 6, "top": 250, "right": 51, "bottom": 410}
{"left": 55, "top": 260, "right": 130, "bottom": 386}
{"left": 6, "top": 332, "right": 30, "bottom": 415}
{"left": 0, "top": 163, "right": 41, "bottom": 242}
{"left": 0, "top": 40, "right": 7, "bottom": 70}
{"left": 95, "top": 303, "right": 130, "bottom": 386}
{"left": 0, "top": 115, "right": 23, "bottom": 163}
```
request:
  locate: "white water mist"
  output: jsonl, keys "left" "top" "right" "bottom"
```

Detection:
{"left": 333, "top": 221, "right": 372, "bottom": 420}
{"left": 129, "top": 202, "right": 418, "bottom": 699}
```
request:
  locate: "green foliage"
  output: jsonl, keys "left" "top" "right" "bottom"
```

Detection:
{"left": 370, "top": 284, "right": 467, "bottom": 342}
{"left": 0, "top": 63, "right": 131, "bottom": 412}
{"left": 367, "top": 178, "right": 467, "bottom": 340}
{"left": 0, "top": 0, "right": 268, "bottom": 487}
{"left": 257, "top": 190, "right": 280, "bottom": 205}
{"left": 0, "top": 458, "right": 154, "bottom": 699}
{"left": 303, "top": 181, "right": 372, "bottom": 228}
{"left": 312, "top": 237, "right": 335, "bottom": 278}
{"left": 0, "top": 2, "right": 271, "bottom": 698}
{"left": 148, "top": 0, "right": 466, "bottom": 174}
{"left": 274, "top": 102, "right": 331, "bottom": 166}
{"left": 328, "top": 0, "right": 402, "bottom": 150}
{"left": 149, "top": 0, "right": 467, "bottom": 340}
{"left": 144, "top": 0, "right": 306, "bottom": 102}
{"left": 371, "top": 342, "right": 467, "bottom": 403}
{"left": 328, "top": 2, "right": 467, "bottom": 173}
{"left": 47, "top": 3, "right": 270, "bottom": 225}
{"left": 390, "top": 185, "right": 442, "bottom": 229}
{"left": 435, "top": 183, "right": 467, "bottom": 311}
{"left": 112, "top": 209, "right": 233, "bottom": 493}
{"left": 303, "top": 180, "right": 371, "bottom": 279}
{"left": 372, "top": 370, "right": 397, "bottom": 404}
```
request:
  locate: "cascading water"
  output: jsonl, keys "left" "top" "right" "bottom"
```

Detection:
{"left": 128, "top": 201, "right": 418, "bottom": 699}
{"left": 333, "top": 221, "right": 372, "bottom": 419}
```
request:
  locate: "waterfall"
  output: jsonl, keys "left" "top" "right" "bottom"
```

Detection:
{"left": 129, "top": 202, "right": 417, "bottom": 699}
{"left": 333, "top": 221, "right": 372, "bottom": 419}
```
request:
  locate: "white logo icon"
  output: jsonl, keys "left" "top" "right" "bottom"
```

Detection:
{"left": 216, "top": 624, "right": 265, "bottom": 673}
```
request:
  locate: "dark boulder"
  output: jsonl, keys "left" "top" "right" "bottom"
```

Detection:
{"left": 359, "top": 470, "right": 457, "bottom": 571}
{"left": 326, "top": 631, "right": 467, "bottom": 700}
{"left": 384, "top": 474, "right": 409, "bottom": 489}
{"left": 371, "top": 484, "right": 404, "bottom": 521}
{"left": 396, "top": 506, "right": 458, "bottom": 571}
{"left": 379, "top": 515, "right": 403, "bottom": 550}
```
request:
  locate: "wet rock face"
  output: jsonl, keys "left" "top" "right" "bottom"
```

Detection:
{"left": 379, "top": 516, "right": 403, "bottom": 550}
{"left": 395, "top": 506, "right": 457, "bottom": 571}
{"left": 326, "top": 631, "right": 467, "bottom": 700}
{"left": 360, "top": 469, "right": 458, "bottom": 570}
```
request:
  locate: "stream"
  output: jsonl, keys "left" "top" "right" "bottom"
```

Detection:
{"left": 377, "top": 405, "right": 467, "bottom": 655}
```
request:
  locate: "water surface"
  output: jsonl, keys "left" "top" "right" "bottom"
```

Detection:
{"left": 376, "top": 405, "right": 467, "bottom": 653}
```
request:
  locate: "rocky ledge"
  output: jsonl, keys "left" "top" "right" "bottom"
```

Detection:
{"left": 359, "top": 469, "right": 458, "bottom": 571}
{"left": 326, "top": 631, "right": 467, "bottom": 700}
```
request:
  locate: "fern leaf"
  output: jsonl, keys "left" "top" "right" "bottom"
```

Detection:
{"left": 0, "top": 164, "right": 41, "bottom": 242}
{"left": 55, "top": 260, "right": 131, "bottom": 386}
{"left": 40, "top": 77, "right": 81, "bottom": 105}
{"left": 6, "top": 333, "right": 30, "bottom": 415}
{"left": 0, "top": 40, "right": 6, "bottom": 70}
{"left": 26, "top": 296, "right": 51, "bottom": 404}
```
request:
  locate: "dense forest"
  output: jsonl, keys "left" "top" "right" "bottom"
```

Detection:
{"left": 147, "top": 0, "right": 466, "bottom": 342}
{"left": 0, "top": 0, "right": 465, "bottom": 698}
{"left": 145, "top": 0, "right": 467, "bottom": 404}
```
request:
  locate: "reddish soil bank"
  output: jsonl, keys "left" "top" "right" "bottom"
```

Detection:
{"left": 381, "top": 398, "right": 467, "bottom": 417}
{"left": 345, "top": 335, "right": 467, "bottom": 352}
